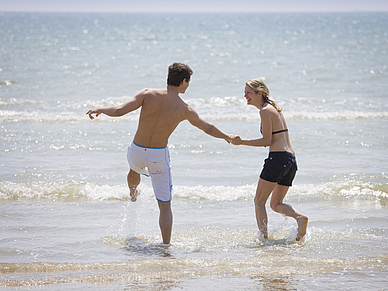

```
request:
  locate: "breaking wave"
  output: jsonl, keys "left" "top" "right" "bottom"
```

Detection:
{"left": 1, "top": 180, "right": 387, "bottom": 202}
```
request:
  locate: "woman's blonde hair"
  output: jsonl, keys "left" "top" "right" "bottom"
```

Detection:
{"left": 246, "top": 78, "right": 282, "bottom": 112}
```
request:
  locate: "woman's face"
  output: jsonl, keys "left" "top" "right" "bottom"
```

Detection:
{"left": 244, "top": 85, "right": 262, "bottom": 107}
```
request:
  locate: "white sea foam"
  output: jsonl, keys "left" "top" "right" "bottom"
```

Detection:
{"left": 1, "top": 180, "right": 386, "bottom": 202}
{"left": 1, "top": 107, "right": 386, "bottom": 123}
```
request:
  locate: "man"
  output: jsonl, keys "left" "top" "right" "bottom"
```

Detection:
{"left": 86, "top": 62, "right": 235, "bottom": 245}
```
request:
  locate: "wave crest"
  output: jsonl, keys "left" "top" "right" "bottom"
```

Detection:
{"left": 1, "top": 180, "right": 386, "bottom": 202}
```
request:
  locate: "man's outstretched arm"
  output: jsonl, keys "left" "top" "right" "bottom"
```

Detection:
{"left": 186, "top": 105, "right": 235, "bottom": 142}
{"left": 86, "top": 89, "right": 146, "bottom": 119}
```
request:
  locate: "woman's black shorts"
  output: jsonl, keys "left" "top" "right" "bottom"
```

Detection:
{"left": 260, "top": 152, "right": 298, "bottom": 187}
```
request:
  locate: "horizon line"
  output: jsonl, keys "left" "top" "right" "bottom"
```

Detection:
{"left": 1, "top": 10, "right": 387, "bottom": 13}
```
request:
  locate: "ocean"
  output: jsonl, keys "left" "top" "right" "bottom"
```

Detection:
{"left": 0, "top": 12, "right": 387, "bottom": 290}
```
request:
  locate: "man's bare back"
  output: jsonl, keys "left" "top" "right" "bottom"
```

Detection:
{"left": 133, "top": 86, "right": 190, "bottom": 148}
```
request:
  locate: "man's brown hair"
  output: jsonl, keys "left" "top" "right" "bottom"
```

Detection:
{"left": 167, "top": 63, "right": 193, "bottom": 86}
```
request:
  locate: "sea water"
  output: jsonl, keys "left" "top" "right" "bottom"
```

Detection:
{"left": 0, "top": 12, "right": 387, "bottom": 290}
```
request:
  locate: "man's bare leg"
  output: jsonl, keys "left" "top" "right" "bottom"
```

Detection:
{"left": 270, "top": 184, "right": 308, "bottom": 241}
{"left": 157, "top": 201, "right": 173, "bottom": 245}
{"left": 127, "top": 170, "right": 140, "bottom": 202}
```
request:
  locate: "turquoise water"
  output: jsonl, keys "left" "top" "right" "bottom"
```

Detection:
{"left": 1, "top": 12, "right": 387, "bottom": 290}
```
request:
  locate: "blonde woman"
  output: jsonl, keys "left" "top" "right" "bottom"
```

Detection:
{"left": 232, "top": 79, "right": 308, "bottom": 241}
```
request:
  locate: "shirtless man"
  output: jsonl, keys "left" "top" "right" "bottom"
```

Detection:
{"left": 86, "top": 63, "right": 235, "bottom": 245}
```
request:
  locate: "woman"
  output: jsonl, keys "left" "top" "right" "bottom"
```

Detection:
{"left": 232, "top": 78, "right": 308, "bottom": 241}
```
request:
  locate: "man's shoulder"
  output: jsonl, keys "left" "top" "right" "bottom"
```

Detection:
{"left": 139, "top": 87, "right": 165, "bottom": 96}
{"left": 135, "top": 88, "right": 169, "bottom": 103}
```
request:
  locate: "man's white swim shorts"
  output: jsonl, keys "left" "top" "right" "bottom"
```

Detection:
{"left": 127, "top": 142, "right": 173, "bottom": 202}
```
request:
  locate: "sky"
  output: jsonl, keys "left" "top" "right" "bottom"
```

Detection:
{"left": 1, "top": 0, "right": 388, "bottom": 13}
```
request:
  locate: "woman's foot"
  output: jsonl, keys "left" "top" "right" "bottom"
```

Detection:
{"left": 296, "top": 215, "right": 308, "bottom": 241}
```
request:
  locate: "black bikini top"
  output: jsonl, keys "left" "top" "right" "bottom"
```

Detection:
{"left": 260, "top": 122, "right": 288, "bottom": 135}
{"left": 272, "top": 128, "right": 288, "bottom": 135}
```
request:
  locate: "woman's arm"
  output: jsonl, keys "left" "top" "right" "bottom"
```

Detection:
{"left": 232, "top": 108, "right": 272, "bottom": 147}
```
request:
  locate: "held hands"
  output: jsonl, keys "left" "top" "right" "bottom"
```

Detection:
{"left": 225, "top": 134, "right": 241, "bottom": 145}
{"left": 86, "top": 109, "right": 101, "bottom": 120}
{"left": 231, "top": 135, "right": 242, "bottom": 145}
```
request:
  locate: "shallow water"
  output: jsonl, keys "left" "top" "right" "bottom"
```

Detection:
{"left": 1, "top": 12, "right": 387, "bottom": 290}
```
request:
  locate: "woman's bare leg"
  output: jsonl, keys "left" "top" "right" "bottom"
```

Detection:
{"left": 254, "top": 178, "right": 277, "bottom": 239}
{"left": 270, "top": 184, "right": 308, "bottom": 241}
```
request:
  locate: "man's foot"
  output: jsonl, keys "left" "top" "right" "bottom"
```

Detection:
{"left": 130, "top": 188, "right": 140, "bottom": 202}
{"left": 296, "top": 215, "right": 308, "bottom": 241}
{"left": 159, "top": 243, "right": 170, "bottom": 247}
